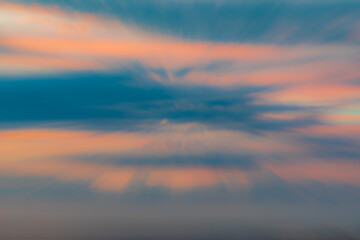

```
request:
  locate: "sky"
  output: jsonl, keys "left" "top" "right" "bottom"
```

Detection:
{"left": 0, "top": 0, "right": 360, "bottom": 239}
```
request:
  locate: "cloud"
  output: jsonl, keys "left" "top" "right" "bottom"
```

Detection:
{"left": 1, "top": 126, "right": 359, "bottom": 194}
{"left": 1, "top": 1, "right": 359, "bottom": 77}
{"left": 264, "top": 160, "right": 360, "bottom": 186}
{"left": 1, "top": 1, "right": 359, "bottom": 113}
{"left": 0, "top": 126, "right": 297, "bottom": 193}
{"left": 0, "top": 70, "right": 316, "bottom": 132}
{"left": 180, "top": 60, "right": 360, "bottom": 87}
{"left": 257, "top": 85, "right": 360, "bottom": 106}
{"left": 0, "top": 125, "right": 300, "bottom": 164}
{"left": 1, "top": 1, "right": 360, "bottom": 238}
{"left": 7, "top": 0, "right": 360, "bottom": 44}
{"left": 145, "top": 167, "right": 251, "bottom": 191}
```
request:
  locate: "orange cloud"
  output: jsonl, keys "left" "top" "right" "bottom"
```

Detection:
{"left": 1, "top": 2, "right": 359, "bottom": 75}
{"left": 0, "top": 53, "right": 103, "bottom": 73}
{"left": 0, "top": 129, "right": 150, "bottom": 163}
{"left": 2, "top": 34, "right": 358, "bottom": 71}
{"left": 0, "top": 127, "right": 356, "bottom": 193}
{"left": 0, "top": 157, "right": 254, "bottom": 193}
{"left": 0, "top": 126, "right": 300, "bottom": 165}
{"left": 182, "top": 61, "right": 360, "bottom": 86}
{"left": 146, "top": 168, "right": 250, "bottom": 191}
{"left": 0, "top": 127, "right": 299, "bottom": 192}
{"left": 265, "top": 161, "right": 360, "bottom": 186}
{"left": 259, "top": 112, "right": 310, "bottom": 120}
{"left": 257, "top": 85, "right": 360, "bottom": 106}
{"left": 0, "top": 159, "right": 136, "bottom": 192}
{"left": 294, "top": 125, "right": 360, "bottom": 139}
{"left": 318, "top": 114, "right": 360, "bottom": 124}
{"left": 0, "top": 36, "right": 302, "bottom": 66}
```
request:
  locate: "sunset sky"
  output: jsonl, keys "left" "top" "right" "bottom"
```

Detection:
{"left": 1, "top": 0, "right": 360, "bottom": 239}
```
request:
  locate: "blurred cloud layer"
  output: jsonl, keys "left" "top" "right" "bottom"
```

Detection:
{"left": 0, "top": 0, "right": 360, "bottom": 239}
